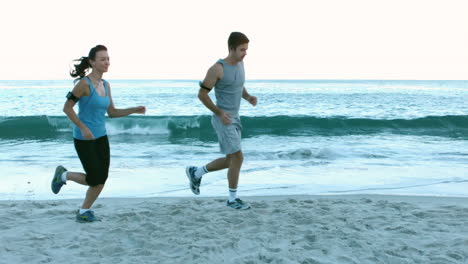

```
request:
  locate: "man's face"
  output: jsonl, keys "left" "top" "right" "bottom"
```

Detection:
{"left": 232, "top": 43, "right": 248, "bottom": 62}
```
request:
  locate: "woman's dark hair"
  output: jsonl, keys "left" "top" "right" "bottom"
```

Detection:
{"left": 228, "top": 32, "right": 249, "bottom": 51}
{"left": 70, "top": 45, "right": 108, "bottom": 78}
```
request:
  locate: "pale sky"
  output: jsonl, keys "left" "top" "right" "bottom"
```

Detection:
{"left": 1, "top": 0, "right": 467, "bottom": 80}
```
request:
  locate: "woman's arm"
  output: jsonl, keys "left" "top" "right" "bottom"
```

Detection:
{"left": 106, "top": 83, "right": 146, "bottom": 118}
{"left": 63, "top": 79, "right": 95, "bottom": 139}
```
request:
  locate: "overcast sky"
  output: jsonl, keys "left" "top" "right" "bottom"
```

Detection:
{"left": 1, "top": 0, "right": 467, "bottom": 80}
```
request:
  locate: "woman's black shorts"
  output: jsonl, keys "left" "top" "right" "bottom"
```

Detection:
{"left": 74, "top": 135, "right": 110, "bottom": 186}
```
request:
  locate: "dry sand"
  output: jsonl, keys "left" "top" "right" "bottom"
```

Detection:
{"left": 1, "top": 195, "right": 467, "bottom": 264}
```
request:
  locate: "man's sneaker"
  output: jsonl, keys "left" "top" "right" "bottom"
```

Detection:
{"left": 76, "top": 210, "right": 98, "bottom": 223}
{"left": 185, "top": 166, "right": 201, "bottom": 195}
{"left": 226, "top": 198, "right": 251, "bottom": 210}
{"left": 51, "top": 165, "right": 67, "bottom": 194}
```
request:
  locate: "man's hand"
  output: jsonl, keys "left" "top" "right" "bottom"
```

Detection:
{"left": 247, "top": 96, "right": 257, "bottom": 106}
{"left": 217, "top": 110, "right": 232, "bottom": 125}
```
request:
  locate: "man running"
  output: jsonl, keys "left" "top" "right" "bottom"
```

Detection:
{"left": 186, "top": 32, "right": 257, "bottom": 210}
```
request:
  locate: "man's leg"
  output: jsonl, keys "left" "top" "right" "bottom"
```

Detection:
{"left": 225, "top": 150, "right": 250, "bottom": 209}
{"left": 226, "top": 151, "right": 243, "bottom": 189}
{"left": 206, "top": 157, "right": 230, "bottom": 172}
{"left": 186, "top": 156, "right": 230, "bottom": 195}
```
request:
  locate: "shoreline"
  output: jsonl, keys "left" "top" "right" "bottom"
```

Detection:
{"left": 3, "top": 193, "right": 468, "bottom": 203}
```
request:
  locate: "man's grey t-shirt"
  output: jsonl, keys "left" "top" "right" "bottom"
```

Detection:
{"left": 210, "top": 59, "right": 245, "bottom": 154}
{"left": 213, "top": 59, "right": 245, "bottom": 121}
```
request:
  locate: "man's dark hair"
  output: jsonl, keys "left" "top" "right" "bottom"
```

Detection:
{"left": 228, "top": 32, "right": 249, "bottom": 50}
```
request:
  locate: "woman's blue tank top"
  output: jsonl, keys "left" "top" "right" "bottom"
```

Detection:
{"left": 73, "top": 77, "right": 110, "bottom": 140}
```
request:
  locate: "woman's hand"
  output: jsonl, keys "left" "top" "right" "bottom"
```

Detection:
{"left": 80, "top": 126, "right": 95, "bottom": 140}
{"left": 135, "top": 106, "right": 146, "bottom": 114}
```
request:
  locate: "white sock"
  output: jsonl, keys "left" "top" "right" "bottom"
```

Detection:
{"left": 229, "top": 188, "right": 237, "bottom": 202}
{"left": 61, "top": 171, "right": 68, "bottom": 182}
{"left": 79, "top": 208, "right": 90, "bottom": 214}
{"left": 194, "top": 165, "right": 208, "bottom": 179}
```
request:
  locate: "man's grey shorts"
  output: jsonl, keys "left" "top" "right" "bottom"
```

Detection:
{"left": 211, "top": 115, "right": 242, "bottom": 155}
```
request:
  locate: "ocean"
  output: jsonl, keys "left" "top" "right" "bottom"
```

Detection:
{"left": 1, "top": 79, "right": 467, "bottom": 200}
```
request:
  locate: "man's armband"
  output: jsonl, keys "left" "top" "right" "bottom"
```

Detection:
{"left": 66, "top": 91, "right": 80, "bottom": 102}
{"left": 199, "top": 81, "right": 212, "bottom": 91}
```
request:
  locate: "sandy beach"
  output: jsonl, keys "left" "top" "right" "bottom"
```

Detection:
{"left": 1, "top": 194, "right": 467, "bottom": 264}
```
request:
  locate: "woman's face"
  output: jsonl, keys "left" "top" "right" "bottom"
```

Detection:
{"left": 91, "top": 50, "right": 110, "bottom": 73}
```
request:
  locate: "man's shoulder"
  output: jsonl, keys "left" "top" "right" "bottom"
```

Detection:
{"left": 212, "top": 61, "right": 224, "bottom": 69}
{"left": 209, "top": 62, "right": 224, "bottom": 76}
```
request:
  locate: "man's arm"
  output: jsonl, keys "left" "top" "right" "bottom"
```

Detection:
{"left": 198, "top": 63, "right": 232, "bottom": 125}
{"left": 242, "top": 86, "right": 257, "bottom": 106}
{"left": 242, "top": 87, "right": 251, "bottom": 100}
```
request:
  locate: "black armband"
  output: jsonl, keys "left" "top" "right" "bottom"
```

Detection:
{"left": 199, "top": 81, "right": 212, "bottom": 91}
{"left": 66, "top": 91, "right": 80, "bottom": 102}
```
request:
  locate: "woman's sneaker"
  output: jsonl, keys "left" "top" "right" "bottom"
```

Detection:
{"left": 51, "top": 165, "right": 67, "bottom": 194}
{"left": 226, "top": 198, "right": 251, "bottom": 210}
{"left": 76, "top": 210, "right": 98, "bottom": 223}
